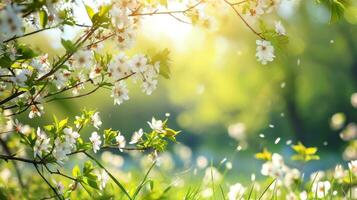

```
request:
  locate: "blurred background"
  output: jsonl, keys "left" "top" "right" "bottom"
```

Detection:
{"left": 17, "top": 0, "right": 357, "bottom": 182}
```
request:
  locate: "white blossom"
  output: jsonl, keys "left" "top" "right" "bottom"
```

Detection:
{"left": 274, "top": 21, "right": 286, "bottom": 35}
{"left": 115, "top": 133, "right": 126, "bottom": 151}
{"left": 147, "top": 117, "right": 164, "bottom": 133}
{"left": 91, "top": 112, "right": 102, "bottom": 129}
{"left": 129, "top": 128, "right": 143, "bottom": 144}
{"left": 96, "top": 169, "right": 109, "bottom": 190}
{"left": 312, "top": 181, "right": 331, "bottom": 199}
{"left": 256, "top": 40, "right": 275, "bottom": 65}
{"left": 227, "top": 183, "right": 245, "bottom": 200}
{"left": 111, "top": 81, "right": 130, "bottom": 105}
{"left": 63, "top": 127, "right": 80, "bottom": 148}
{"left": 348, "top": 160, "right": 357, "bottom": 176}
{"left": 89, "top": 132, "right": 102, "bottom": 153}
{"left": 34, "top": 128, "right": 51, "bottom": 157}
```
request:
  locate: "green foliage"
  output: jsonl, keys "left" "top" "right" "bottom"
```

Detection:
{"left": 149, "top": 48, "right": 171, "bottom": 79}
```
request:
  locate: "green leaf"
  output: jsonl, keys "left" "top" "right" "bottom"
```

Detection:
{"left": 151, "top": 48, "right": 171, "bottom": 79}
{"left": 61, "top": 39, "right": 76, "bottom": 53}
{"left": 99, "top": 5, "right": 112, "bottom": 17}
{"left": 72, "top": 165, "right": 81, "bottom": 177}
{"left": 83, "top": 161, "right": 94, "bottom": 175}
{"left": 86, "top": 178, "right": 100, "bottom": 190}
{"left": 16, "top": 45, "right": 38, "bottom": 60}
{"left": 39, "top": 9, "right": 48, "bottom": 28}
{"left": 148, "top": 180, "right": 154, "bottom": 191}
{"left": 58, "top": 118, "right": 68, "bottom": 131}
{"left": 330, "top": 0, "right": 346, "bottom": 22}
{"left": 85, "top": 5, "right": 95, "bottom": 19}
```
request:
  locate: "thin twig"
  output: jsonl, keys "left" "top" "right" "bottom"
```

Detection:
{"left": 223, "top": 0, "right": 265, "bottom": 39}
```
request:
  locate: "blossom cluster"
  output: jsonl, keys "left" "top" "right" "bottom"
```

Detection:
{"left": 0, "top": 0, "right": 173, "bottom": 121}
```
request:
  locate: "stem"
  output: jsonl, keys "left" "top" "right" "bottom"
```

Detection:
{"left": 0, "top": 154, "right": 44, "bottom": 164}
{"left": 130, "top": 0, "right": 204, "bottom": 16}
{"left": 34, "top": 164, "right": 63, "bottom": 200}
{"left": 0, "top": 138, "right": 25, "bottom": 187}
{"left": 83, "top": 151, "right": 132, "bottom": 200}
{"left": 132, "top": 161, "right": 157, "bottom": 199}
{"left": 223, "top": 0, "right": 265, "bottom": 40}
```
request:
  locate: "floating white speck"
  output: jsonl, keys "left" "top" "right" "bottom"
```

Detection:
{"left": 259, "top": 134, "right": 265, "bottom": 138}
{"left": 236, "top": 145, "right": 242, "bottom": 151}
{"left": 274, "top": 137, "right": 281, "bottom": 144}
{"left": 323, "top": 141, "right": 328, "bottom": 146}
{"left": 330, "top": 40, "right": 334, "bottom": 44}
{"left": 297, "top": 59, "right": 301, "bottom": 66}
{"left": 220, "top": 158, "right": 227, "bottom": 164}
{"left": 280, "top": 82, "right": 286, "bottom": 88}
{"left": 226, "top": 162, "right": 232, "bottom": 170}
{"left": 269, "top": 124, "right": 275, "bottom": 128}
{"left": 332, "top": 191, "right": 337, "bottom": 196}
{"left": 286, "top": 140, "right": 292, "bottom": 145}
{"left": 280, "top": 113, "right": 285, "bottom": 117}
{"left": 165, "top": 113, "right": 170, "bottom": 117}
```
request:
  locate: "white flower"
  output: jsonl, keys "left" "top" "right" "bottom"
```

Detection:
{"left": 13, "top": 119, "right": 31, "bottom": 135}
{"left": 340, "top": 123, "right": 357, "bottom": 141}
{"left": 227, "top": 183, "right": 245, "bottom": 200}
{"left": 129, "top": 128, "right": 143, "bottom": 144}
{"left": 312, "top": 181, "right": 331, "bottom": 199}
{"left": 299, "top": 191, "right": 308, "bottom": 200}
{"left": 111, "top": 81, "right": 130, "bottom": 105}
{"left": 63, "top": 127, "right": 80, "bottom": 147}
{"left": 147, "top": 117, "right": 164, "bottom": 133}
{"left": 284, "top": 168, "right": 300, "bottom": 187}
{"left": 91, "top": 112, "right": 102, "bottom": 129}
{"left": 96, "top": 169, "right": 109, "bottom": 190}
{"left": 53, "top": 70, "right": 70, "bottom": 89}
{"left": 0, "top": 4, "right": 23, "bottom": 41}
{"left": 110, "top": 6, "right": 133, "bottom": 29}
{"left": 256, "top": 40, "right": 275, "bottom": 65}
{"left": 274, "top": 21, "right": 286, "bottom": 35}
{"left": 227, "top": 122, "right": 246, "bottom": 141}
{"left": 310, "top": 171, "right": 325, "bottom": 182}
{"left": 286, "top": 192, "right": 298, "bottom": 200}
{"left": 31, "top": 55, "right": 51, "bottom": 78}
{"left": 196, "top": 156, "right": 208, "bottom": 169}
{"left": 89, "top": 132, "right": 102, "bottom": 153}
{"left": 52, "top": 138, "right": 71, "bottom": 164}
{"left": 33, "top": 128, "right": 51, "bottom": 157}
{"left": 203, "top": 167, "right": 222, "bottom": 185}
{"left": 115, "top": 133, "right": 126, "bottom": 151}
{"left": 108, "top": 53, "right": 132, "bottom": 79}
{"left": 261, "top": 153, "right": 288, "bottom": 179}
{"left": 141, "top": 79, "right": 158, "bottom": 95}
{"left": 29, "top": 104, "right": 44, "bottom": 118}
{"left": 348, "top": 160, "right": 357, "bottom": 176}
{"left": 334, "top": 164, "right": 346, "bottom": 180}
{"left": 72, "top": 50, "right": 93, "bottom": 70}
{"left": 10, "top": 69, "right": 32, "bottom": 87}
{"left": 131, "top": 54, "right": 148, "bottom": 74}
